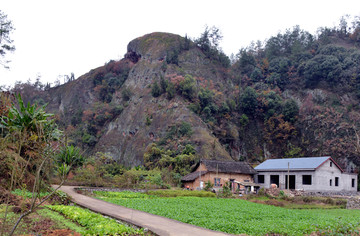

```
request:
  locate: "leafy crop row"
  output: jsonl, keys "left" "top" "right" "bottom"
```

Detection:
{"left": 94, "top": 191, "right": 360, "bottom": 235}
{"left": 146, "top": 189, "right": 216, "bottom": 197}
{"left": 94, "top": 190, "right": 151, "bottom": 199}
{"left": 46, "top": 205, "right": 143, "bottom": 235}
{"left": 94, "top": 190, "right": 215, "bottom": 198}
{"left": 11, "top": 189, "right": 50, "bottom": 200}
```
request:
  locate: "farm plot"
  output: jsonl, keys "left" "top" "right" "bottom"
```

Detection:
{"left": 94, "top": 191, "right": 360, "bottom": 236}
{"left": 46, "top": 205, "right": 145, "bottom": 235}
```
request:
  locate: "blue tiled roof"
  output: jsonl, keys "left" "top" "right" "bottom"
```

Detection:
{"left": 255, "top": 156, "right": 331, "bottom": 171}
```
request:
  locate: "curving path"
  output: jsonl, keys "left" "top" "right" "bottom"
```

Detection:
{"left": 54, "top": 185, "right": 233, "bottom": 236}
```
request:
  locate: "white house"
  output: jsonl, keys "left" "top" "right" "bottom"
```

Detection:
{"left": 254, "top": 156, "right": 357, "bottom": 192}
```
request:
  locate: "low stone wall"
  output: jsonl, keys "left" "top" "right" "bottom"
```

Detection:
{"left": 346, "top": 198, "right": 360, "bottom": 209}
{"left": 300, "top": 191, "right": 360, "bottom": 209}
{"left": 303, "top": 191, "right": 359, "bottom": 197}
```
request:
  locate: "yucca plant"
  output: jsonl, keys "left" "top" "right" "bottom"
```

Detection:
{"left": 55, "top": 145, "right": 84, "bottom": 171}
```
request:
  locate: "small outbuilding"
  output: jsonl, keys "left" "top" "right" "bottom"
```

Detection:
{"left": 181, "top": 159, "right": 258, "bottom": 192}
{"left": 254, "top": 156, "right": 358, "bottom": 192}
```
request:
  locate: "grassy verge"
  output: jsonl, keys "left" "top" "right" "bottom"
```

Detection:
{"left": 93, "top": 191, "right": 360, "bottom": 236}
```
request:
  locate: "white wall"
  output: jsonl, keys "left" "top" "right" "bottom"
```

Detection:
{"left": 256, "top": 159, "right": 358, "bottom": 192}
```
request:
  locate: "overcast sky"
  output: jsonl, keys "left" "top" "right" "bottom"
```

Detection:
{"left": 1, "top": 0, "right": 360, "bottom": 87}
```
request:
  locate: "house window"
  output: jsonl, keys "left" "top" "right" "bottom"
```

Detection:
{"left": 335, "top": 177, "right": 339, "bottom": 186}
{"left": 352, "top": 179, "right": 355, "bottom": 188}
{"left": 302, "top": 175, "right": 312, "bottom": 185}
{"left": 258, "top": 175, "right": 265, "bottom": 184}
{"left": 330, "top": 161, "right": 333, "bottom": 167}
{"left": 214, "top": 178, "right": 221, "bottom": 187}
{"left": 330, "top": 179, "right": 332, "bottom": 186}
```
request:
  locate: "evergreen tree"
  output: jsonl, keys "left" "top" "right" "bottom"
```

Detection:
{"left": 0, "top": 10, "right": 15, "bottom": 68}
{"left": 151, "top": 81, "right": 161, "bottom": 97}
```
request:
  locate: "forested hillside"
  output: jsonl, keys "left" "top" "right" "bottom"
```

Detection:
{"left": 9, "top": 17, "right": 360, "bottom": 173}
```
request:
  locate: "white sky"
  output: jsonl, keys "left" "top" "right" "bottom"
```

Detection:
{"left": 1, "top": 0, "right": 360, "bottom": 87}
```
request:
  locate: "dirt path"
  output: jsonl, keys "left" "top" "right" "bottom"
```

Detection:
{"left": 55, "top": 185, "right": 232, "bottom": 236}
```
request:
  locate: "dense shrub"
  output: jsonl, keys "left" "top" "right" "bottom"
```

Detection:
{"left": 121, "top": 88, "right": 132, "bottom": 101}
{"left": 151, "top": 81, "right": 161, "bottom": 97}
{"left": 178, "top": 75, "right": 196, "bottom": 100}
{"left": 282, "top": 99, "right": 299, "bottom": 123}
{"left": 239, "top": 87, "right": 258, "bottom": 115}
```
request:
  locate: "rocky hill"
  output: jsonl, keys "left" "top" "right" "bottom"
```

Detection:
{"left": 16, "top": 25, "right": 360, "bottom": 172}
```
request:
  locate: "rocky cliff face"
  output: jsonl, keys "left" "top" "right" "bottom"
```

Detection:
{"left": 34, "top": 32, "right": 232, "bottom": 166}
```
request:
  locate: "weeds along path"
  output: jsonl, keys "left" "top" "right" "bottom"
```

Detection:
{"left": 54, "top": 185, "right": 232, "bottom": 236}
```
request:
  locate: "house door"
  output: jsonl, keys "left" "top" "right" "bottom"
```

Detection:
{"left": 285, "top": 175, "right": 296, "bottom": 189}
{"left": 229, "top": 179, "right": 235, "bottom": 191}
{"left": 270, "top": 175, "right": 279, "bottom": 187}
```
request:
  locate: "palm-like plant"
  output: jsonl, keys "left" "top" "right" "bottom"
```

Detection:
{"left": 1, "top": 94, "right": 61, "bottom": 141}
{"left": 0, "top": 94, "right": 61, "bottom": 189}
{"left": 55, "top": 145, "right": 84, "bottom": 171}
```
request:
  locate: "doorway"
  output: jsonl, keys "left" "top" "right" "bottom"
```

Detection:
{"left": 270, "top": 175, "right": 279, "bottom": 187}
{"left": 229, "top": 179, "right": 235, "bottom": 191}
{"left": 285, "top": 175, "right": 296, "bottom": 189}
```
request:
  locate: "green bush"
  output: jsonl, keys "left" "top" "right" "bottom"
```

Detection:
{"left": 179, "top": 121, "right": 193, "bottom": 137}
{"left": 178, "top": 75, "right": 196, "bottom": 100}
{"left": 49, "top": 190, "right": 71, "bottom": 205}
{"left": 239, "top": 87, "right": 258, "bottom": 115}
{"left": 323, "top": 197, "right": 335, "bottom": 205}
{"left": 217, "top": 182, "right": 232, "bottom": 198}
{"left": 302, "top": 196, "right": 313, "bottom": 203}
{"left": 151, "top": 81, "right": 162, "bottom": 97}
{"left": 203, "top": 181, "right": 214, "bottom": 191}
{"left": 257, "top": 188, "right": 265, "bottom": 196}
{"left": 121, "top": 88, "right": 132, "bottom": 101}
{"left": 166, "top": 82, "right": 176, "bottom": 100}
{"left": 239, "top": 114, "right": 249, "bottom": 127}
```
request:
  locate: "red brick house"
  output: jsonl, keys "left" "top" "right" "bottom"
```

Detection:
{"left": 181, "top": 159, "right": 258, "bottom": 192}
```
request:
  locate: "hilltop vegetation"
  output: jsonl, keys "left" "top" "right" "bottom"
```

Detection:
{"left": 5, "top": 15, "right": 360, "bottom": 179}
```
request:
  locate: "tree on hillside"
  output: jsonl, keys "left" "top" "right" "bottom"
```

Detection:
{"left": 239, "top": 87, "right": 258, "bottom": 116}
{"left": 196, "top": 25, "right": 223, "bottom": 50}
{"left": 0, "top": 10, "right": 15, "bottom": 69}
{"left": 195, "top": 26, "right": 230, "bottom": 67}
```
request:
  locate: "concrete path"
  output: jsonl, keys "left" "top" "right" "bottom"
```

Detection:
{"left": 55, "top": 185, "right": 232, "bottom": 236}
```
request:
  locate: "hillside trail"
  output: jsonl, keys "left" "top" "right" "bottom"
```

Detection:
{"left": 54, "top": 185, "right": 233, "bottom": 236}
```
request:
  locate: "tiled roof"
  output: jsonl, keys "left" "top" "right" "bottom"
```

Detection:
{"left": 201, "top": 159, "right": 257, "bottom": 174}
{"left": 181, "top": 159, "right": 257, "bottom": 182}
{"left": 254, "top": 156, "right": 342, "bottom": 171}
{"left": 181, "top": 171, "right": 208, "bottom": 181}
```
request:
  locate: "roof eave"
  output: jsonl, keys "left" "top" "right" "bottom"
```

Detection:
{"left": 255, "top": 168, "right": 316, "bottom": 172}
{"left": 315, "top": 157, "right": 344, "bottom": 172}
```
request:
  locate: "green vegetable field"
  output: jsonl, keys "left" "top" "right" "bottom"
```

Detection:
{"left": 94, "top": 191, "right": 360, "bottom": 235}
{"left": 46, "top": 205, "right": 144, "bottom": 235}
